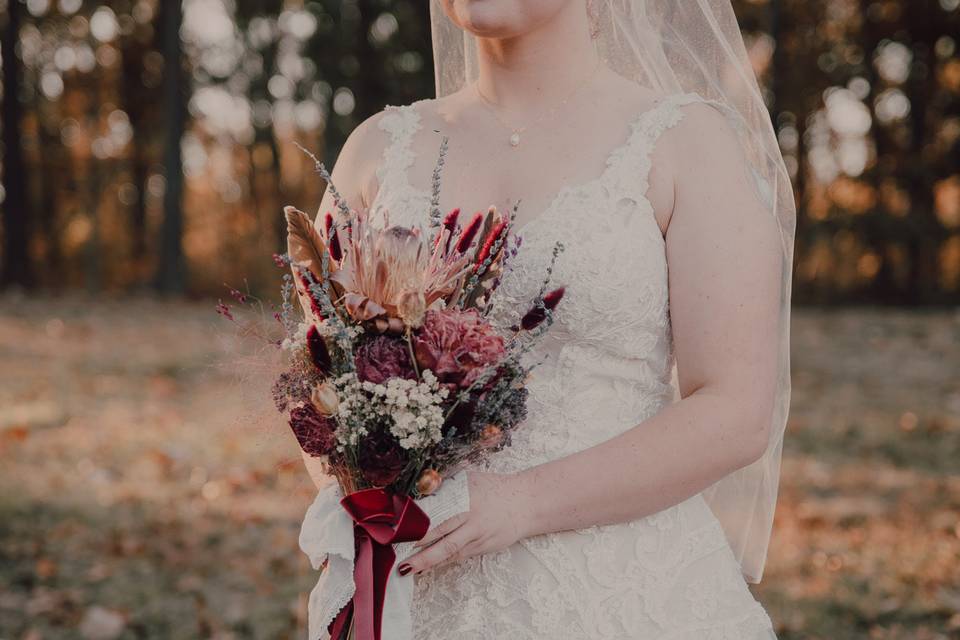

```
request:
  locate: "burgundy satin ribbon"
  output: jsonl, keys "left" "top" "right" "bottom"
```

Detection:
{"left": 327, "top": 488, "right": 430, "bottom": 640}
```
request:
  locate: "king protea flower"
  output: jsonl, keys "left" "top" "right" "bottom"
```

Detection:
{"left": 330, "top": 210, "right": 473, "bottom": 331}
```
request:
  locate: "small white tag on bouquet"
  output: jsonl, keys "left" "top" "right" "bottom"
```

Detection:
{"left": 299, "top": 472, "right": 470, "bottom": 640}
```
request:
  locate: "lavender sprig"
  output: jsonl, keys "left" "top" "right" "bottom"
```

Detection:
{"left": 459, "top": 229, "right": 508, "bottom": 308}
{"left": 279, "top": 273, "right": 298, "bottom": 334}
{"left": 276, "top": 250, "right": 354, "bottom": 370}
{"left": 428, "top": 135, "right": 449, "bottom": 230}
{"left": 536, "top": 240, "right": 565, "bottom": 300}
{"left": 294, "top": 141, "right": 352, "bottom": 240}
{"left": 301, "top": 271, "right": 355, "bottom": 369}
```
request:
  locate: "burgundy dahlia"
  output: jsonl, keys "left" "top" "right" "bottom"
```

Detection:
{"left": 357, "top": 431, "right": 407, "bottom": 487}
{"left": 354, "top": 335, "right": 417, "bottom": 384}
{"left": 413, "top": 308, "right": 506, "bottom": 388}
{"left": 289, "top": 403, "right": 336, "bottom": 457}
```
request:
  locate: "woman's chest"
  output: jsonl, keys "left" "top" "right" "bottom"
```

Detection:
{"left": 373, "top": 179, "right": 671, "bottom": 359}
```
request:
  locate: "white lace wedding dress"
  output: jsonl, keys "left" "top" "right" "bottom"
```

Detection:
{"left": 356, "top": 92, "right": 778, "bottom": 640}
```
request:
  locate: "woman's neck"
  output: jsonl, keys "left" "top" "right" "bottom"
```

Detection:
{"left": 473, "top": 5, "right": 600, "bottom": 112}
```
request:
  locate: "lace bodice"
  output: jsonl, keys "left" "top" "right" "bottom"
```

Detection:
{"left": 370, "top": 94, "right": 700, "bottom": 473}
{"left": 305, "top": 92, "right": 777, "bottom": 639}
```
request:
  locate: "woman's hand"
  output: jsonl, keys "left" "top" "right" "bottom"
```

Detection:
{"left": 397, "top": 471, "right": 533, "bottom": 576}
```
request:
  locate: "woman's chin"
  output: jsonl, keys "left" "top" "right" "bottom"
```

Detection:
{"left": 448, "top": 0, "right": 530, "bottom": 38}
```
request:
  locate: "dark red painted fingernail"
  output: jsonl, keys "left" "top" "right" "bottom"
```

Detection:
{"left": 398, "top": 563, "right": 412, "bottom": 576}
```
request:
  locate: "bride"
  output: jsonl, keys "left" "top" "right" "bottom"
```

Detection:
{"left": 301, "top": 0, "right": 795, "bottom": 638}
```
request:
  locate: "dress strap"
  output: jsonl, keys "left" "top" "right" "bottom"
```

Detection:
{"left": 603, "top": 92, "right": 707, "bottom": 202}
{"left": 375, "top": 103, "right": 423, "bottom": 197}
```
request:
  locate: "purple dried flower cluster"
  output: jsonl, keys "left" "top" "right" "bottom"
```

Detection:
{"left": 271, "top": 370, "right": 313, "bottom": 413}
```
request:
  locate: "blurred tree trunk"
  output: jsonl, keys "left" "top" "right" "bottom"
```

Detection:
{"left": 121, "top": 28, "right": 153, "bottom": 263}
{"left": 1, "top": 0, "right": 34, "bottom": 289}
{"left": 904, "top": 0, "right": 941, "bottom": 303}
{"left": 859, "top": 0, "right": 901, "bottom": 303}
{"left": 155, "top": 0, "right": 186, "bottom": 294}
{"left": 35, "top": 102, "right": 63, "bottom": 282}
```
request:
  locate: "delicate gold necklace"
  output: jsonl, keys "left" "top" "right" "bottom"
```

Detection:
{"left": 474, "top": 59, "right": 603, "bottom": 149}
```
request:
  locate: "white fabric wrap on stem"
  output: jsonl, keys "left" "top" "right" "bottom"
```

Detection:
{"left": 298, "top": 472, "right": 470, "bottom": 640}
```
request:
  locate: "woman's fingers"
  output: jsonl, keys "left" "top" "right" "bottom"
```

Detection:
{"left": 400, "top": 524, "right": 474, "bottom": 575}
{"left": 414, "top": 512, "right": 467, "bottom": 549}
{"left": 434, "top": 537, "right": 484, "bottom": 570}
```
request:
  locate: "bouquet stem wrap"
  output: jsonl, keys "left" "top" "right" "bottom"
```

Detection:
{"left": 328, "top": 489, "right": 430, "bottom": 640}
{"left": 300, "top": 473, "right": 470, "bottom": 640}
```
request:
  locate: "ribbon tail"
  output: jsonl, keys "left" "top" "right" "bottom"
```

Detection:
{"left": 327, "top": 601, "right": 353, "bottom": 640}
{"left": 371, "top": 545, "right": 395, "bottom": 640}
{"left": 339, "top": 490, "right": 431, "bottom": 640}
{"left": 353, "top": 533, "right": 377, "bottom": 640}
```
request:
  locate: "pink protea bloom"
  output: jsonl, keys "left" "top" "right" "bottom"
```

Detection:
{"left": 413, "top": 308, "right": 506, "bottom": 388}
{"left": 330, "top": 216, "right": 472, "bottom": 329}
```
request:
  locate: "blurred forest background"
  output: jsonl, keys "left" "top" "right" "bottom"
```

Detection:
{"left": 1, "top": 1, "right": 959, "bottom": 639}
{"left": 0, "top": 0, "right": 958, "bottom": 301}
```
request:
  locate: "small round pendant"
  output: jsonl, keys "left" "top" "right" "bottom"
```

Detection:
{"left": 509, "top": 132, "right": 521, "bottom": 147}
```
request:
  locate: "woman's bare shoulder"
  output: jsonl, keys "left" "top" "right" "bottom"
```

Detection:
{"left": 324, "top": 102, "right": 415, "bottom": 209}
{"left": 327, "top": 96, "right": 456, "bottom": 208}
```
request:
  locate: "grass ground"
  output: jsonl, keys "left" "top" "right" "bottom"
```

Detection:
{"left": 1, "top": 296, "right": 958, "bottom": 639}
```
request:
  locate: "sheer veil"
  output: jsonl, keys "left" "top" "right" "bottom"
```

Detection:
{"left": 428, "top": 0, "right": 795, "bottom": 584}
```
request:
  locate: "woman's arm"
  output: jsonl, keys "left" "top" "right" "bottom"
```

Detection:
{"left": 400, "top": 104, "right": 784, "bottom": 573}
{"left": 313, "top": 110, "right": 388, "bottom": 228}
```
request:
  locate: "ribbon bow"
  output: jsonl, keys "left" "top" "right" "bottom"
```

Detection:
{"left": 328, "top": 488, "right": 430, "bottom": 640}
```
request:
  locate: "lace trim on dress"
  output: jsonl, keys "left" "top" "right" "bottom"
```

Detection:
{"left": 369, "top": 92, "right": 710, "bottom": 235}
{"left": 372, "top": 103, "right": 428, "bottom": 224}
